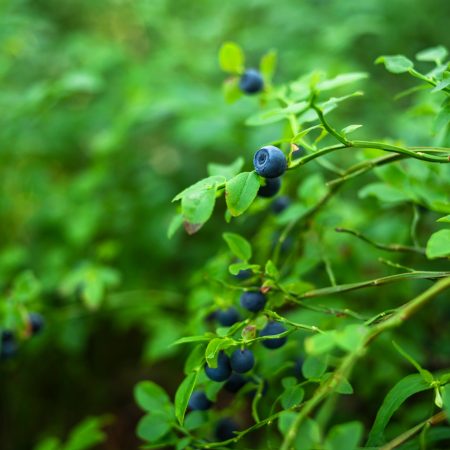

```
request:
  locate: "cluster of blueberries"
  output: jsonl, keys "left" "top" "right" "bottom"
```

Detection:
{"left": 0, "top": 312, "right": 44, "bottom": 361}
{"left": 189, "top": 288, "right": 288, "bottom": 441}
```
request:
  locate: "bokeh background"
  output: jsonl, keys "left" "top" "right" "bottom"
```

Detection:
{"left": 1, "top": 0, "right": 449, "bottom": 448}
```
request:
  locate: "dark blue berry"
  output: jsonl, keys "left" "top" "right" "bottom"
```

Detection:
{"left": 188, "top": 390, "right": 212, "bottom": 411}
{"left": 254, "top": 146, "right": 287, "bottom": 178}
{"left": 240, "top": 291, "right": 267, "bottom": 313}
{"left": 224, "top": 373, "right": 248, "bottom": 393}
{"left": 29, "top": 312, "right": 44, "bottom": 334}
{"left": 239, "top": 69, "right": 264, "bottom": 94}
{"left": 1, "top": 331, "right": 17, "bottom": 360}
{"left": 259, "top": 321, "right": 287, "bottom": 349}
{"left": 217, "top": 307, "right": 240, "bottom": 327}
{"left": 230, "top": 349, "right": 255, "bottom": 373}
{"left": 205, "top": 351, "right": 231, "bottom": 382}
{"left": 235, "top": 269, "right": 253, "bottom": 280}
{"left": 215, "top": 418, "right": 240, "bottom": 441}
{"left": 258, "top": 177, "right": 281, "bottom": 198}
{"left": 271, "top": 196, "right": 290, "bottom": 214}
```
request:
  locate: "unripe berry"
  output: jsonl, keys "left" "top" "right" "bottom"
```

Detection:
{"left": 254, "top": 146, "right": 287, "bottom": 178}
{"left": 205, "top": 351, "right": 232, "bottom": 382}
{"left": 239, "top": 69, "right": 264, "bottom": 94}
{"left": 240, "top": 291, "right": 267, "bottom": 313}
{"left": 230, "top": 348, "right": 255, "bottom": 373}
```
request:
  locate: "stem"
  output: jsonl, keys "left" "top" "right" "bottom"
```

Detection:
{"left": 311, "top": 104, "right": 351, "bottom": 146}
{"left": 281, "top": 277, "right": 450, "bottom": 450}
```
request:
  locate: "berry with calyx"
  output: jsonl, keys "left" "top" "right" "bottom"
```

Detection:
{"left": 29, "top": 312, "right": 44, "bottom": 335}
{"left": 230, "top": 348, "right": 255, "bottom": 373}
{"left": 217, "top": 307, "right": 240, "bottom": 327}
{"left": 215, "top": 418, "right": 240, "bottom": 441}
{"left": 224, "top": 373, "right": 248, "bottom": 393}
{"left": 260, "top": 321, "right": 287, "bottom": 349}
{"left": 258, "top": 177, "right": 281, "bottom": 198}
{"left": 254, "top": 146, "right": 287, "bottom": 178}
{"left": 239, "top": 69, "right": 264, "bottom": 94}
{"left": 271, "top": 196, "right": 290, "bottom": 214}
{"left": 240, "top": 291, "right": 266, "bottom": 313}
{"left": 205, "top": 351, "right": 231, "bottom": 382}
{"left": 188, "top": 390, "right": 212, "bottom": 411}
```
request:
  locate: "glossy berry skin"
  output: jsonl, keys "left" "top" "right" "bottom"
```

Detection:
{"left": 29, "top": 312, "right": 44, "bottom": 334}
{"left": 254, "top": 146, "right": 287, "bottom": 178}
{"left": 217, "top": 307, "right": 240, "bottom": 327}
{"left": 230, "top": 349, "right": 255, "bottom": 373}
{"left": 188, "top": 390, "right": 212, "bottom": 411}
{"left": 240, "top": 291, "right": 266, "bottom": 313}
{"left": 215, "top": 418, "right": 240, "bottom": 441}
{"left": 271, "top": 196, "right": 290, "bottom": 214}
{"left": 235, "top": 269, "right": 252, "bottom": 280}
{"left": 239, "top": 69, "right": 264, "bottom": 94}
{"left": 258, "top": 177, "right": 281, "bottom": 198}
{"left": 224, "top": 373, "right": 248, "bottom": 393}
{"left": 205, "top": 351, "right": 231, "bottom": 382}
{"left": 259, "top": 321, "right": 287, "bottom": 349}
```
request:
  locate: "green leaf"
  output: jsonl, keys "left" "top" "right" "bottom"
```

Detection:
{"left": 134, "top": 381, "right": 171, "bottom": 412}
{"left": 442, "top": 384, "right": 450, "bottom": 422}
{"left": 376, "top": 55, "right": 414, "bottom": 74}
{"left": 34, "top": 438, "right": 61, "bottom": 450}
{"left": 305, "top": 332, "right": 336, "bottom": 355}
{"left": 205, "top": 337, "right": 234, "bottom": 367}
{"left": 225, "top": 171, "right": 260, "bottom": 216}
{"left": 81, "top": 277, "right": 104, "bottom": 310}
{"left": 175, "top": 371, "right": 199, "bottom": 425}
{"left": 341, "top": 124, "right": 362, "bottom": 135}
{"left": 317, "top": 72, "right": 368, "bottom": 91}
{"left": 366, "top": 374, "right": 432, "bottom": 446}
{"left": 208, "top": 157, "right": 244, "bottom": 179}
{"left": 281, "top": 384, "right": 305, "bottom": 409}
{"left": 431, "top": 78, "right": 450, "bottom": 93}
{"left": 437, "top": 215, "right": 450, "bottom": 223}
{"left": 176, "top": 437, "right": 192, "bottom": 450}
{"left": 64, "top": 417, "right": 108, "bottom": 450}
{"left": 324, "top": 422, "right": 363, "bottom": 450}
{"left": 359, "top": 183, "right": 410, "bottom": 203}
{"left": 426, "top": 229, "right": 450, "bottom": 259}
{"left": 334, "top": 324, "right": 368, "bottom": 353}
{"left": 184, "top": 344, "right": 205, "bottom": 374}
{"left": 167, "top": 214, "right": 183, "bottom": 239}
{"left": 172, "top": 335, "right": 210, "bottom": 346}
{"left": 260, "top": 50, "right": 277, "bottom": 82}
{"left": 302, "top": 355, "right": 328, "bottom": 379}
{"left": 136, "top": 413, "right": 172, "bottom": 443}
{"left": 228, "top": 262, "right": 260, "bottom": 276}
{"left": 416, "top": 46, "right": 448, "bottom": 63}
{"left": 265, "top": 260, "right": 279, "bottom": 280}
{"left": 219, "top": 42, "right": 244, "bottom": 74}
{"left": 173, "top": 176, "right": 226, "bottom": 202}
{"left": 222, "top": 77, "right": 243, "bottom": 103}
{"left": 392, "top": 341, "right": 434, "bottom": 383}
{"left": 181, "top": 185, "right": 217, "bottom": 225}
{"left": 334, "top": 377, "right": 354, "bottom": 395}
{"left": 222, "top": 232, "right": 252, "bottom": 261}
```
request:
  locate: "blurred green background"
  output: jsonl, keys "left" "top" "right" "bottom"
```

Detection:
{"left": 0, "top": 0, "right": 449, "bottom": 448}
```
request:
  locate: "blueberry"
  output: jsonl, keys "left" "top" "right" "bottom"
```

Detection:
{"left": 188, "top": 390, "right": 212, "bottom": 411}
{"left": 254, "top": 146, "right": 287, "bottom": 178}
{"left": 258, "top": 177, "right": 281, "bottom": 198}
{"left": 230, "top": 349, "right": 255, "bottom": 373}
{"left": 224, "top": 373, "right": 248, "bottom": 393}
{"left": 1, "top": 331, "right": 17, "bottom": 361}
{"left": 271, "top": 196, "right": 290, "bottom": 214}
{"left": 240, "top": 291, "right": 267, "bottom": 313}
{"left": 239, "top": 69, "right": 264, "bottom": 94}
{"left": 259, "top": 321, "right": 287, "bottom": 349}
{"left": 235, "top": 269, "right": 253, "bottom": 280}
{"left": 205, "top": 351, "right": 232, "bottom": 382}
{"left": 217, "top": 307, "right": 240, "bottom": 327}
{"left": 29, "top": 312, "right": 44, "bottom": 334}
{"left": 215, "top": 418, "right": 240, "bottom": 441}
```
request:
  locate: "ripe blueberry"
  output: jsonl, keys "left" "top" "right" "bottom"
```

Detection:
{"left": 253, "top": 146, "right": 287, "bottom": 178}
{"left": 224, "top": 373, "right": 248, "bottom": 393}
{"left": 239, "top": 69, "right": 264, "bottom": 94}
{"left": 259, "top": 321, "right": 287, "bottom": 349}
{"left": 29, "top": 312, "right": 44, "bottom": 334}
{"left": 205, "top": 351, "right": 231, "bottom": 382}
{"left": 271, "top": 196, "right": 290, "bottom": 214}
{"left": 258, "top": 177, "right": 281, "bottom": 198}
{"left": 188, "top": 390, "right": 212, "bottom": 411}
{"left": 235, "top": 269, "right": 253, "bottom": 280}
{"left": 215, "top": 418, "right": 240, "bottom": 441}
{"left": 1, "top": 331, "right": 17, "bottom": 360}
{"left": 217, "top": 307, "right": 240, "bottom": 327}
{"left": 230, "top": 348, "right": 255, "bottom": 373}
{"left": 240, "top": 291, "right": 266, "bottom": 313}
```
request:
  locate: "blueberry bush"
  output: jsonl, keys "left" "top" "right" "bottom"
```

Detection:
{"left": 135, "top": 43, "right": 450, "bottom": 449}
